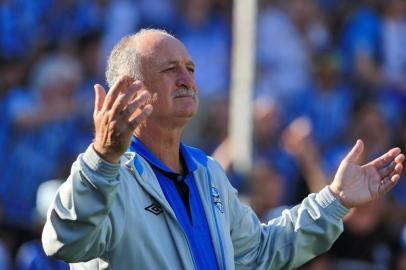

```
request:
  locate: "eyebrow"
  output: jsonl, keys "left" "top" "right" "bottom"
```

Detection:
{"left": 160, "top": 60, "right": 195, "bottom": 69}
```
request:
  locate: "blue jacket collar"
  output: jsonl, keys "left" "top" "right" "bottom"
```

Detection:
{"left": 129, "top": 136, "right": 197, "bottom": 174}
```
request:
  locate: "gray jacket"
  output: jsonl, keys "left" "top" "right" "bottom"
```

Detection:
{"left": 42, "top": 145, "right": 349, "bottom": 270}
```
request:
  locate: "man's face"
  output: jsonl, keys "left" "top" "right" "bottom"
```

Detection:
{"left": 138, "top": 34, "right": 199, "bottom": 126}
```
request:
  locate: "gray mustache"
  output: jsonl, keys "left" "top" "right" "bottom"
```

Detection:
{"left": 171, "top": 87, "right": 196, "bottom": 99}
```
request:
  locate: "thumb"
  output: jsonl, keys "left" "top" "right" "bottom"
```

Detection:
{"left": 94, "top": 84, "right": 106, "bottom": 113}
{"left": 344, "top": 139, "right": 364, "bottom": 163}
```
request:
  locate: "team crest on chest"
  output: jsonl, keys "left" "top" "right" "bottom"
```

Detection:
{"left": 211, "top": 186, "right": 224, "bottom": 213}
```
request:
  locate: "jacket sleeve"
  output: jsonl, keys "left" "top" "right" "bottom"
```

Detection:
{"left": 229, "top": 181, "right": 349, "bottom": 269}
{"left": 41, "top": 145, "right": 125, "bottom": 263}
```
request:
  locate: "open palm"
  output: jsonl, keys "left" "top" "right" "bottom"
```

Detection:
{"left": 329, "top": 140, "right": 404, "bottom": 208}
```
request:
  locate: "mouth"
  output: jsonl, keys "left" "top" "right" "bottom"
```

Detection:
{"left": 174, "top": 94, "right": 195, "bottom": 99}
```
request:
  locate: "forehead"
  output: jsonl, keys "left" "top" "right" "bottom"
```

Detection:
{"left": 136, "top": 34, "right": 192, "bottom": 66}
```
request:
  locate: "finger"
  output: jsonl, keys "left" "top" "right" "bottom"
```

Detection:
{"left": 379, "top": 174, "right": 399, "bottom": 195}
{"left": 388, "top": 169, "right": 401, "bottom": 186}
{"left": 395, "top": 153, "right": 405, "bottom": 164}
{"left": 103, "top": 76, "right": 132, "bottom": 110}
{"left": 125, "top": 90, "right": 151, "bottom": 117}
{"left": 378, "top": 158, "right": 405, "bottom": 178}
{"left": 377, "top": 160, "right": 396, "bottom": 179}
{"left": 344, "top": 139, "right": 364, "bottom": 163}
{"left": 378, "top": 167, "right": 401, "bottom": 194}
{"left": 368, "top": 147, "right": 402, "bottom": 168}
{"left": 111, "top": 81, "right": 143, "bottom": 114}
{"left": 128, "top": 104, "right": 153, "bottom": 131}
{"left": 94, "top": 84, "right": 106, "bottom": 114}
{"left": 394, "top": 162, "right": 403, "bottom": 175}
{"left": 391, "top": 173, "right": 401, "bottom": 184}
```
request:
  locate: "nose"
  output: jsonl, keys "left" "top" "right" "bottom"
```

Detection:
{"left": 175, "top": 65, "right": 195, "bottom": 89}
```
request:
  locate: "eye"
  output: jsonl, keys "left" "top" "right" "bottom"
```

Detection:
{"left": 163, "top": 66, "right": 176, "bottom": 73}
{"left": 187, "top": 66, "right": 195, "bottom": 73}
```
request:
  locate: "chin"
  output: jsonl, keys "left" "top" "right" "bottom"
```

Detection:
{"left": 176, "top": 109, "right": 197, "bottom": 118}
{"left": 176, "top": 101, "right": 198, "bottom": 116}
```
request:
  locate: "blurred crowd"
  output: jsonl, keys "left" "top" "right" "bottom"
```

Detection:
{"left": 0, "top": 0, "right": 406, "bottom": 269}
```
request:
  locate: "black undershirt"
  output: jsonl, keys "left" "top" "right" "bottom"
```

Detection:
{"left": 150, "top": 164, "right": 192, "bottom": 223}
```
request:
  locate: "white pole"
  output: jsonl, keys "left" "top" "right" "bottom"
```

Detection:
{"left": 228, "top": 0, "right": 257, "bottom": 176}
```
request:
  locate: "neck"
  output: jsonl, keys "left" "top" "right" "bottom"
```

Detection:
{"left": 135, "top": 122, "right": 185, "bottom": 174}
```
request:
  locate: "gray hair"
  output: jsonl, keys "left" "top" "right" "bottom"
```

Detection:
{"left": 106, "top": 28, "right": 175, "bottom": 88}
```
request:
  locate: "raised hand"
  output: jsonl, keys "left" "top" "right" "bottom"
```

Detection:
{"left": 92, "top": 76, "right": 153, "bottom": 163}
{"left": 329, "top": 139, "right": 404, "bottom": 208}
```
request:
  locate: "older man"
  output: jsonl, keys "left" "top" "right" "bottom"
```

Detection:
{"left": 42, "top": 29, "right": 404, "bottom": 270}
